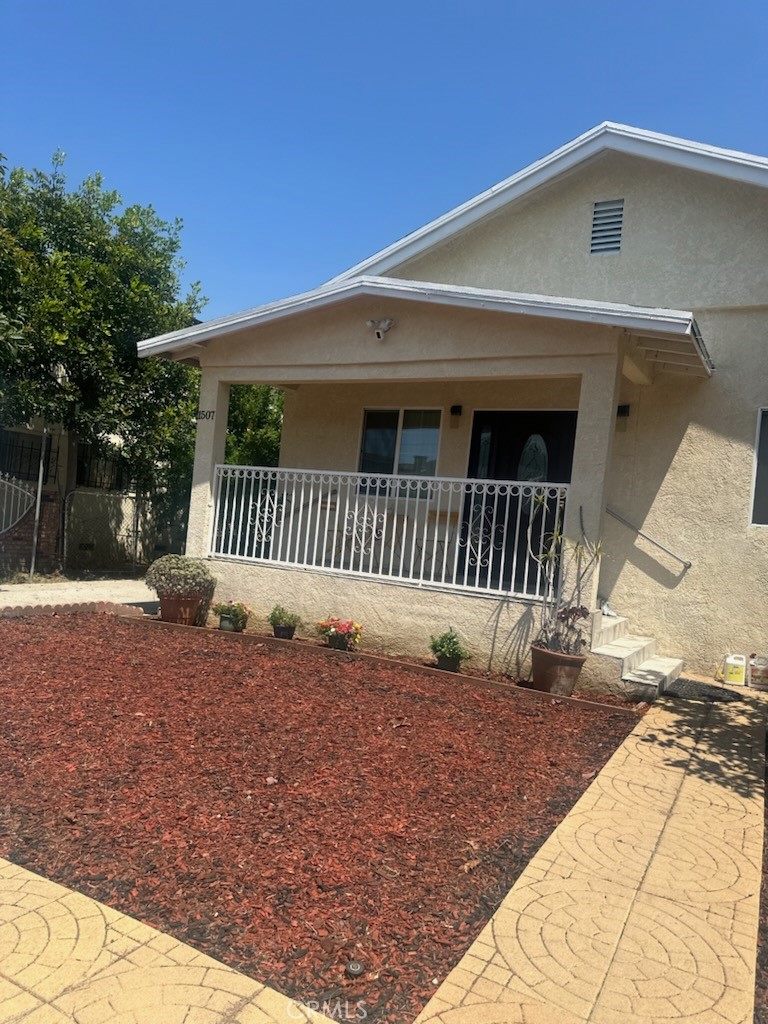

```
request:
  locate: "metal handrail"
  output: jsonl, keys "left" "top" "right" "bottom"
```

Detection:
{"left": 606, "top": 506, "right": 692, "bottom": 570}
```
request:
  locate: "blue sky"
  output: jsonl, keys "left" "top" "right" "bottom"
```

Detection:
{"left": 3, "top": 0, "right": 767, "bottom": 320}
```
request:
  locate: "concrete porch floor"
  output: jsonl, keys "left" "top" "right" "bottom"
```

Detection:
{"left": 0, "top": 693, "right": 765, "bottom": 1023}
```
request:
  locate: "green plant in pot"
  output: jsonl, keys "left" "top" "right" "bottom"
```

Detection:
{"left": 430, "top": 629, "right": 470, "bottom": 673}
{"left": 212, "top": 600, "right": 252, "bottom": 633}
{"left": 528, "top": 507, "right": 599, "bottom": 696}
{"left": 145, "top": 555, "right": 217, "bottom": 627}
{"left": 267, "top": 604, "right": 301, "bottom": 640}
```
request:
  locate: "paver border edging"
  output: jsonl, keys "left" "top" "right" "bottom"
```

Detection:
{"left": 1, "top": 601, "right": 144, "bottom": 620}
{"left": 119, "top": 614, "right": 641, "bottom": 718}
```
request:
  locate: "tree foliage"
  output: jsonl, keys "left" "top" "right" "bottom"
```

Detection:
{"left": 226, "top": 385, "right": 284, "bottom": 467}
{"left": 0, "top": 152, "right": 203, "bottom": 492}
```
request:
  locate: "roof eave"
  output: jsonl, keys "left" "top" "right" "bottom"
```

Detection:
{"left": 138, "top": 276, "right": 702, "bottom": 359}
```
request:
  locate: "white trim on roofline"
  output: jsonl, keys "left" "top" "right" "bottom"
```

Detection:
{"left": 138, "top": 274, "right": 704, "bottom": 359}
{"left": 324, "top": 122, "right": 768, "bottom": 284}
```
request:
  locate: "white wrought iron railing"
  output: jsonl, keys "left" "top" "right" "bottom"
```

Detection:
{"left": 0, "top": 472, "right": 36, "bottom": 536}
{"left": 210, "top": 466, "right": 569, "bottom": 599}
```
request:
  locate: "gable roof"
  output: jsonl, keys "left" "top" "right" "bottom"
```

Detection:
{"left": 137, "top": 274, "right": 712, "bottom": 376}
{"left": 325, "top": 122, "right": 768, "bottom": 284}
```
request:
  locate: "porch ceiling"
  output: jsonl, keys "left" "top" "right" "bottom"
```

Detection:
{"left": 138, "top": 275, "right": 713, "bottom": 378}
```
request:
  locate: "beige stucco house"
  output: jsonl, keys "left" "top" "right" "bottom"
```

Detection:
{"left": 139, "top": 122, "right": 768, "bottom": 692}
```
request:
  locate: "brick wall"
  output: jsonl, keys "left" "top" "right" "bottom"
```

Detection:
{"left": 0, "top": 493, "right": 61, "bottom": 575}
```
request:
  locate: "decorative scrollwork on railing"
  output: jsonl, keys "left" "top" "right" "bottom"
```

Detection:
{"left": 458, "top": 500, "right": 506, "bottom": 569}
{"left": 249, "top": 489, "right": 289, "bottom": 544}
{"left": 343, "top": 505, "right": 387, "bottom": 556}
{"left": 211, "top": 464, "right": 569, "bottom": 598}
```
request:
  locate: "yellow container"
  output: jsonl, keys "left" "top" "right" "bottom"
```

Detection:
{"left": 724, "top": 654, "right": 747, "bottom": 685}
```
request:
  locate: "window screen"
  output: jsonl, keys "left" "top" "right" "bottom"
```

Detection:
{"left": 359, "top": 409, "right": 441, "bottom": 477}
{"left": 397, "top": 410, "right": 440, "bottom": 476}
{"left": 359, "top": 410, "right": 398, "bottom": 474}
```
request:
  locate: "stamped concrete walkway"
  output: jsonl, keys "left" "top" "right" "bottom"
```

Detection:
{"left": 0, "top": 692, "right": 765, "bottom": 1024}
{"left": 0, "top": 860, "right": 333, "bottom": 1024}
{"left": 416, "top": 692, "right": 767, "bottom": 1024}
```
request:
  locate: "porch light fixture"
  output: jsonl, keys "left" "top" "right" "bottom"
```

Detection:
{"left": 366, "top": 317, "right": 395, "bottom": 340}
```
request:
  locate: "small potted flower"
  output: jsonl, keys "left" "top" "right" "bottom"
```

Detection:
{"left": 211, "top": 599, "right": 253, "bottom": 633}
{"left": 317, "top": 616, "right": 363, "bottom": 652}
{"left": 267, "top": 605, "right": 302, "bottom": 640}
{"left": 430, "top": 628, "right": 471, "bottom": 672}
{"left": 145, "top": 555, "right": 217, "bottom": 626}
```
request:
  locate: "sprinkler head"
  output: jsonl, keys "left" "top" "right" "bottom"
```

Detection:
{"left": 345, "top": 960, "right": 365, "bottom": 979}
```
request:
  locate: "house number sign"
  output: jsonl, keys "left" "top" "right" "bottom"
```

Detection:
{"left": 196, "top": 409, "right": 215, "bottom": 421}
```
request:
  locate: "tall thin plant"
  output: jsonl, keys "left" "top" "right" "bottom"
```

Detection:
{"left": 527, "top": 494, "right": 601, "bottom": 655}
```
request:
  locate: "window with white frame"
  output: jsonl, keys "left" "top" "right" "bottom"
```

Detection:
{"left": 359, "top": 409, "right": 441, "bottom": 477}
{"left": 752, "top": 409, "right": 768, "bottom": 525}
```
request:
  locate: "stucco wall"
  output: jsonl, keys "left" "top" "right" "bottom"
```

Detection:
{"left": 603, "top": 310, "right": 768, "bottom": 675}
{"left": 279, "top": 378, "right": 581, "bottom": 476}
{"left": 389, "top": 152, "right": 768, "bottom": 310}
{"left": 209, "top": 557, "right": 539, "bottom": 676}
{"left": 386, "top": 155, "right": 768, "bottom": 674}
{"left": 198, "top": 296, "right": 618, "bottom": 381}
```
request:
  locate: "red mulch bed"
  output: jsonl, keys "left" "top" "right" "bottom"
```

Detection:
{"left": 0, "top": 613, "right": 636, "bottom": 1023}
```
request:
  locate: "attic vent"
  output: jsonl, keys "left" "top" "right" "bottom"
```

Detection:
{"left": 591, "top": 199, "right": 624, "bottom": 253}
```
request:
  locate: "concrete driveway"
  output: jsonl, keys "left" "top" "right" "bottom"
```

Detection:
{"left": 0, "top": 578, "right": 157, "bottom": 613}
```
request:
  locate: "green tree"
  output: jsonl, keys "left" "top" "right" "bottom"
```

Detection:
{"left": 0, "top": 152, "right": 204, "bottom": 501}
{"left": 226, "top": 385, "right": 284, "bottom": 467}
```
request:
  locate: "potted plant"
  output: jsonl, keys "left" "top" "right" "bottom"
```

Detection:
{"left": 530, "top": 602, "right": 591, "bottom": 695}
{"left": 212, "top": 599, "right": 253, "bottom": 633}
{"left": 317, "top": 616, "right": 363, "bottom": 651}
{"left": 528, "top": 511, "right": 599, "bottom": 696}
{"left": 430, "top": 629, "right": 471, "bottom": 672}
{"left": 145, "top": 555, "right": 217, "bottom": 626}
{"left": 267, "top": 605, "right": 302, "bottom": 640}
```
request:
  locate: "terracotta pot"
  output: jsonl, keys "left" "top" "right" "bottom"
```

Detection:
{"left": 273, "top": 625, "right": 296, "bottom": 640}
{"left": 530, "top": 644, "right": 587, "bottom": 696}
{"left": 159, "top": 595, "right": 203, "bottom": 626}
{"left": 436, "top": 653, "right": 461, "bottom": 673}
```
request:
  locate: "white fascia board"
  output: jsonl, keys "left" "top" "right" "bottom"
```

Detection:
{"left": 325, "top": 122, "right": 768, "bottom": 284}
{"left": 138, "top": 275, "right": 699, "bottom": 358}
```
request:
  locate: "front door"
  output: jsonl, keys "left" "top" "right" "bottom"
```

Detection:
{"left": 462, "top": 411, "right": 577, "bottom": 593}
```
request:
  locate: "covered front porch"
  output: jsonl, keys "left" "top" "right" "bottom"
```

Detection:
{"left": 138, "top": 276, "right": 711, "bottom": 657}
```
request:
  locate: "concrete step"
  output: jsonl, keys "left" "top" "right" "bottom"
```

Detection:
{"left": 592, "top": 614, "right": 629, "bottom": 648}
{"left": 591, "top": 634, "right": 656, "bottom": 676}
{"left": 623, "top": 656, "right": 684, "bottom": 693}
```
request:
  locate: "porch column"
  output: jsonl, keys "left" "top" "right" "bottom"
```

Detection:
{"left": 186, "top": 371, "right": 230, "bottom": 558}
{"left": 563, "top": 352, "right": 622, "bottom": 609}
